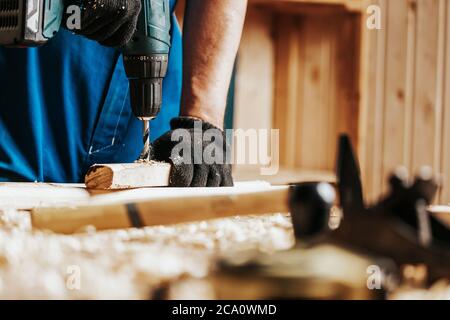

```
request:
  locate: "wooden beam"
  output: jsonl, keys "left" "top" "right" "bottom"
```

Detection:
{"left": 31, "top": 186, "right": 291, "bottom": 234}
{"left": 0, "top": 183, "right": 90, "bottom": 210}
{"left": 85, "top": 163, "right": 171, "bottom": 190}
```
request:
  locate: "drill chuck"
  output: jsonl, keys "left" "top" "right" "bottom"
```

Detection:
{"left": 122, "top": 0, "right": 171, "bottom": 121}
{"left": 124, "top": 53, "right": 169, "bottom": 120}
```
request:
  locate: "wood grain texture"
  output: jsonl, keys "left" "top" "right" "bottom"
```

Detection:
{"left": 274, "top": 15, "right": 302, "bottom": 168}
{"left": 439, "top": 1, "right": 450, "bottom": 204}
{"left": 31, "top": 186, "right": 290, "bottom": 234}
{"left": 411, "top": 0, "right": 439, "bottom": 171}
{"left": 85, "top": 163, "right": 171, "bottom": 190}
{"left": 358, "top": 0, "right": 379, "bottom": 201}
{"left": 0, "top": 183, "right": 90, "bottom": 210}
{"left": 381, "top": 0, "right": 409, "bottom": 191}
{"left": 298, "top": 16, "right": 330, "bottom": 170}
{"left": 238, "top": 0, "right": 450, "bottom": 203}
{"left": 359, "top": 0, "right": 450, "bottom": 203}
{"left": 234, "top": 8, "right": 275, "bottom": 133}
{"left": 273, "top": 10, "right": 360, "bottom": 172}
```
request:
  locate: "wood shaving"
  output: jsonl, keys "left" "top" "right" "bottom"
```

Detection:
{"left": 0, "top": 210, "right": 294, "bottom": 299}
{"left": 1, "top": 209, "right": 448, "bottom": 299}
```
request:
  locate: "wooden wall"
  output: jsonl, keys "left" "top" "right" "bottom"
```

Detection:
{"left": 360, "top": 0, "right": 450, "bottom": 203}
{"left": 175, "top": 0, "right": 450, "bottom": 204}
{"left": 234, "top": 1, "right": 361, "bottom": 180}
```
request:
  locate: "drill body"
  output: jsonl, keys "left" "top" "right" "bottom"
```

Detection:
{"left": 123, "top": 0, "right": 171, "bottom": 122}
{"left": 0, "top": 0, "right": 64, "bottom": 46}
{"left": 0, "top": 0, "right": 172, "bottom": 160}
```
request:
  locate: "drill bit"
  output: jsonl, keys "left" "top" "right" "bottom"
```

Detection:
{"left": 138, "top": 120, "right": 151, "bottom": 162}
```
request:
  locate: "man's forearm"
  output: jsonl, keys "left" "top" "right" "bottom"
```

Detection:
{"left": 181, "top": 0, "right": 248, "bottom": 129}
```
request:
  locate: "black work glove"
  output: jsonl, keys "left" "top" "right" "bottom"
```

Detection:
{"left": 64, "top": 0, "right": 141, "bottom": 47}
{"left": 152, "top": 117, "right": 234, "bottom": 187}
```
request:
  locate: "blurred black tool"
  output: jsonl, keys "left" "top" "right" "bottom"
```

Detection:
{"left": 209, "top": 135, "right": 450, "bottom": 300}
{"left": 329, "top": 135, "right": 450, "bottom": 282}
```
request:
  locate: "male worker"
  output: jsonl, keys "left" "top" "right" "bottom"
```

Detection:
{"left": 0, "top": 0, "right": 247, "bottom": 187}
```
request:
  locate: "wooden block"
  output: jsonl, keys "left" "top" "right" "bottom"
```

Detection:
{"left": 85, "top": 163, "right": 171, "bottom": 190}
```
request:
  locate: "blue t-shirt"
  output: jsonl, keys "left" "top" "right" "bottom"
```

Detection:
{"left": 0, "top": 0, "right": 181, "bottom": 183}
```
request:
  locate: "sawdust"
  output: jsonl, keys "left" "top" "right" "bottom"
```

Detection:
{"left": 0, "top": 210, "right": 294, "bottom": 299}
{"left": 1, "top": 209, "right": 449, "bottom": 299}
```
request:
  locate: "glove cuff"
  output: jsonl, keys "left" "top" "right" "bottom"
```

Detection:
{"left": 170, "top": 116, "right": 223, "bottom": 132}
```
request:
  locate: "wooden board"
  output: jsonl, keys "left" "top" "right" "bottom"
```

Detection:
{"left": 85, "top": 163, "right": 171, "bottom": 190}
{"left": 411, "top": 0, "right": 440, "bottom": 173}
{"left": 0, "top": 183, "right": 90, "bottom": 210}
{"left": 381, "top": 0, "right": 409, "bottom": 193}
{"left": 31, "top": 185, "right": 290, "bottom": 234}
{"left": 440, "top": 2, "right": 450, "bottom": 204}
{"left": 0, "top": 181, "right": 273, "bottom": 211}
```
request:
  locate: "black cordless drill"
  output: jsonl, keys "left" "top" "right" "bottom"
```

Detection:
{"left": 0, "top": 0, "right": 171, "bottom": 160}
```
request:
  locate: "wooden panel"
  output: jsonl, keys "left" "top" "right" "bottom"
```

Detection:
{"left": 334, "top": 14, "right": 361, "bottom": 163}
{"left": 273, "top": 15, "right": 302, "bottom": 168}
{"left": 381, "top": 0, "right": 409, "bottom": 192}
{"left": 411, "top": 0, "right": 440, "bottom": 170}
{"left": 273, "top": 11, "right": 360, "bottom": 171}
{"left": 297, "top": 16, "right": 331, "bottom": 170}
{"left": 236, "top": 0, "right": 450, "bottom": 202}
{"left": 441, "top": 2, "right": 450, "bottom": 204}
{"left": 360, "top": 0, "right": 450, "bottom": 203}
{"left": 359, "top": 0, "right": 379, "bottom": 201}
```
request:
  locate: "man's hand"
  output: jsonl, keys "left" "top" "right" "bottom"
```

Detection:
{"left": 152, "top": 117, "right": 233, "bottom": 187}
{"left": 65, "top": 0, "right": 141, "bottom": 47}
{"left": 157, "top": 0, "right": 247, "bottom": 187}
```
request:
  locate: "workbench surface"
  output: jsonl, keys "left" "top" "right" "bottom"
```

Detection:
{"left": 0, "top": 182, "right": 448, "bottom": 299}
{"left": 0, "top": 182, "right": 295, "bottom": 299}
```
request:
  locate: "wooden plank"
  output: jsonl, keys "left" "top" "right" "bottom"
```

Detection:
{"left": 0, "top": 183, "right": 90, "bottom": 210}
{"left": 441, "top": 1, "right": 450, "bottom": 203}
{"left": 381, "top": 0, "right": 409, "bottom": 191}
{"left": 31, "top": 185, "right": 290, "bottom": 234}
{"left": 403, "top": 0, "right": 417, "bottom": 185}
{"left": 371, "top": 0, "right": 387, "bottom": 200}
{"left": 273, "top": 15, "right": 302, "bottom": 169}
{"left": 358, "top": 0, "right": 379, "bottom": 202}
{"left": 297, "top": 16, "right": 332, "bottom": 170}
{"left": 433, "top": 0, "right": 447, "bottom": 183}
{"left": 411, "top": 0, "right": 440, "bottom": 171}
{"left": 85, "top": 163, "right": 171, "bottom": 190}
{"left": 359, "top": 0, "right": 388, "bottom": 202}
{"left": 0, "top": 181, "right": 272, "bottom": 209}
{"left": 333, "top": 13, "right": 360, "bottom": 165}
